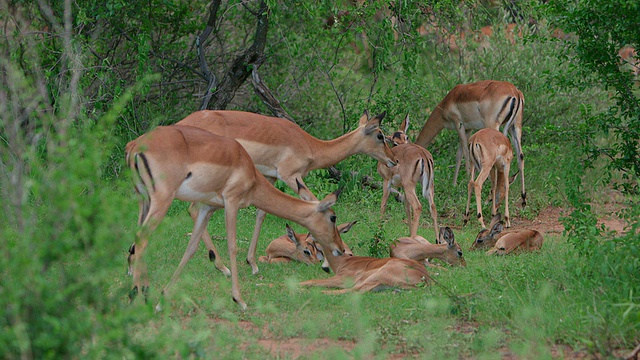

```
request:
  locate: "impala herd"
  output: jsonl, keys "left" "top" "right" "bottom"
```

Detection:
{"left": 125, "top": 80, "right": 545, "bottom": 310}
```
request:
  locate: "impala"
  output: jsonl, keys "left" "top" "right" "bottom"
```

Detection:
{"left": 378, "top": 114, "right": 439, "bottom": 238}
{"left": 259, "top": 221, "right": 357, "bottom": 268}
{"left": 414, "top": 80, "right": 525, "bottom": 208}
{"left": 470, "top": 214, "right": 544, "bottom": 255}
{"left": 125, "top": 125, "right": 346, "bottom": 310}
{"left": 390, "top": 227, "right": 466, "bottom": 267}
{"left": 299, "top": 249, "right": 431, "bottom": 294}
{"left": 176, "top": 109, "right": 396, "bottom": 275}
{"left": 464, "top": 128, "right": 514, "bottom": 229}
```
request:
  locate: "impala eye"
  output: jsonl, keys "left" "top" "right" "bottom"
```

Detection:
{"left": 477, "top": 239, "right": 483, "bottom": 243}
{"left": 458, "top": 251, "right": 463, "bottom": 257}
{"left": 304, "top": 249, "right": 312, "bottom": 257}
{"left": 330, "top": 215, "right": 337, "bottom": 223}
{"left": 377, "top": 133, "right": 384, "bottom": 141}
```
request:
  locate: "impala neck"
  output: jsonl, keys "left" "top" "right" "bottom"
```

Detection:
{"left": 420, "top": 243, "right": 449, "bottom": 260}
{"left": 414, "top": 106, "right": 445, "bottom": 148}
{"left": 250, "top": 175, "right": 315, "bottom": 226}
{"left": 307, "top": 129, "right": 363, "bottom": 170}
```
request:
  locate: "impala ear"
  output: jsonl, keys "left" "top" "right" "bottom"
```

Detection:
{"left": 358, "top": 110, "right": 370, "bottom": 126}
{"left": 401, "top": 113, "right": 410, "bottom": 134}
{"left": 440, "top": 226, "right": 455, "bottom": 246}
{"left": 284, "top": 224, "right": 299, "bottom": 245}
{"left": 295, "top": 178, "right": 307, "bottom": 192}
{"left": 490, "top": 221, "right": 504, "bottom": 236}
{"left": 317, "top": 192, "right": 338, "bottom": 212}
{"left": 338, "top": 220, "right": 357, "bottom": 234}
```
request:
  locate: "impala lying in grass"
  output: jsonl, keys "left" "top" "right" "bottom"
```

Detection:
{"left": 470, "top": 214, "right": 544, "bottom": 255}
{"left": 390, "top": 227, "right": 466, "bottom": 267}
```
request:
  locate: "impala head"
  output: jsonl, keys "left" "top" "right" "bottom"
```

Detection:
{"left": 438, "top": 226, "right": 467, "bottom": 267}
{"left": 283, "top": 224, "right": 322, "bottom": 265}
{"left": 388, "top": 113, "right": 411, "bottom": 146}
{"left": 470, "top": 213, "right": 504, "bottom": 250}
{"left": 312, "top": 220, "right": 357, "bottom": 273}
{"left": 357, "top": 110, "right": 397, "bottom": 168}
{"left": 304, "top": 186, "right": 347, "bottom": 258}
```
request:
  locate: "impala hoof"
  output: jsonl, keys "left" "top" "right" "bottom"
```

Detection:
{"left": 233, "top": 297, "right": 248, "bottom": 311}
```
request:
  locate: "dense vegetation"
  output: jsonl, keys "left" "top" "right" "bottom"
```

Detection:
{"left": 1, "top": 0, "right": 638, "bottom": 358}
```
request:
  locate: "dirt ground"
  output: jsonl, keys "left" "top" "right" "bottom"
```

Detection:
{"left": 241, "top": 201, "right": 634, "bottom": 359}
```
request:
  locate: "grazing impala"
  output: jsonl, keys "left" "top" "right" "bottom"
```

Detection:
{"left": 470, "top": 214, "right": 544, "bottom": 255}
{"left": 414, "top": 80, "right": 525, "bottom": 208}
{"left": 176, "top": 110, "right": 396, "bottom": 275}
{"left": 378, "top": 114, "right": 439, "bottom": 238}
{"left": 464, "top": 128, "right": 514, "bottom": 228}
{"left": 390, "top": 227, "right": 466, "bottom": 267}
{"left": 125, "top": 125, "right": 346, "bottom": 310}
{"left": 259, "top": 221, "right": 357, "bottom": 267}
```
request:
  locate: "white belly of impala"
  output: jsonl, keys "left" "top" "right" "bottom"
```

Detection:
{"left": 176, "top": 183, "right": 225, "bottom": 206}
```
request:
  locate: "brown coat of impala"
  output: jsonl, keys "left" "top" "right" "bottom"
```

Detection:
{"left": 125, "top": 125, "right": 346, "bottom": 310}
{"left": 176, "top": 110, "right": 396, "bottom": 275}
{"left": 464, "top": 128, "right": 514, "bottom": 228}
{"left": 414, "top": 80, "right": 526, "bottom": 207}
{"left": 390, "top": 227, "right": 466, "bottom": 267}
{"left": 470, "top": 214, "right": 544, "bottom": 255}
{"left": 259, "top": 221, "right": 357, "bottom": 269}
{"left": 378, "top": 114, "right": 439, "bottom": 239}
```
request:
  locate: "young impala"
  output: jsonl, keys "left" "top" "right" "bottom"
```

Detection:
{"left": 378, "top": 114, "right": 439, "bottom": 239}
{"left": 414, "top": 80, "right": 526, "bottom": 208}
{"left": 464, "top": 128, "right": 514, "bottom": 229}
{"left": 126, "top": 125, "right": 346, "bottom": 310}
{"left": 176, "top": 109, "right": 396, "bottom": 275}
{"left": 470, "top": 214, "right": 544, "bottom": 255}
{"left": 390, "top": 227, "right": 466, "bottom": 267}
{"left": 259, "top": 221, "right": 357, "bottom": 268}
{"left": 299, "top": 250, "right": 431, "bottom": 294}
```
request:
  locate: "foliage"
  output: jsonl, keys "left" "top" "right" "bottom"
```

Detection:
{"left": 1, "top": 0, "right": 639, "bottom": 357}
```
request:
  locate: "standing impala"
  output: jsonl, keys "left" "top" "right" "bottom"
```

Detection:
{"left": 176, "top": 110, "right": 396, "bottom": 275}
{"left": 125, "top": 125, "right": 346, "bottom": 310}
{"left": 414, "top": 80, "right": 525, "bottom": 208}
{"left": 464, "top": 128, "right": 514, "bottom": 228}
{"left": 378, "top": 114, "right": 439, "bottom": 239}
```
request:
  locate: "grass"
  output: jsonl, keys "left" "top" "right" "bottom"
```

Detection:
{"left": 114, "top": 177, "right": 624, "bottom": 359}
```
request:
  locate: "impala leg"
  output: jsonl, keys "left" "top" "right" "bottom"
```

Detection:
{"left": 473, "top": 167, "right": 492, "bottom": 229}
{"left": 246, "top": 209, "right": 266, "bottom": 275}
{"left": 380, "top": 179, "right": 391, "bottom": 220}
{"left": 464, "top": 166, "right": 476, "bottom": 226}
{"left": 404, "top": 187, "right": 421, "bottom": 238}
{"left": 224, "top": 203, "right": 247, "bottom": 310}
{"left": 425, "top": 176, "right": 439, "bottom": 241}
{"left": 490, "top": 167, "right": 498, "bottom": 216}
{"left": 455, "top": 128, "right": 472, "bottom": 186}
{"left": 453, "top": 144, "right": 463, "bottom": 186}
{"left": 502, "top": 165, "right": 511, "bottom": 228}
{"left": 509, "top": 126, "right": 526, "bottom": 207}
{"left": 300, "top": 276, "right": 350, "bottom": 289}
{"left": 161, "top": 204, "right": 217, "bottom": 304}
{"left": 188, "top": 203, "right": 230, "bottom": 276}
{"left": 131, "top": 194, "right": 173, "bottom": 302}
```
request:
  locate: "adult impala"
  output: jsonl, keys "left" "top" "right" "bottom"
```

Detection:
{"left": 177, "top": 109, "right": 396, "bottom": 275}
{"left": 464, "top": 128, "right": 514, "bottom": 229}
{"left": 470, "top": 214, "right": 544, "bottom": 255}
{"left": 126, "top": 125, "right": 346, "bottom": 310}
{"left": 414, "top": 80, "right": 526, "bottom": 207}
{"left": 378, "top": 114, "right": 439, "bottom": 239}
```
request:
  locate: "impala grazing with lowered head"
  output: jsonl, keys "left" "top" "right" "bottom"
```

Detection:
{"left": 126, "top": 125, "right": 347, "bottom": 310}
